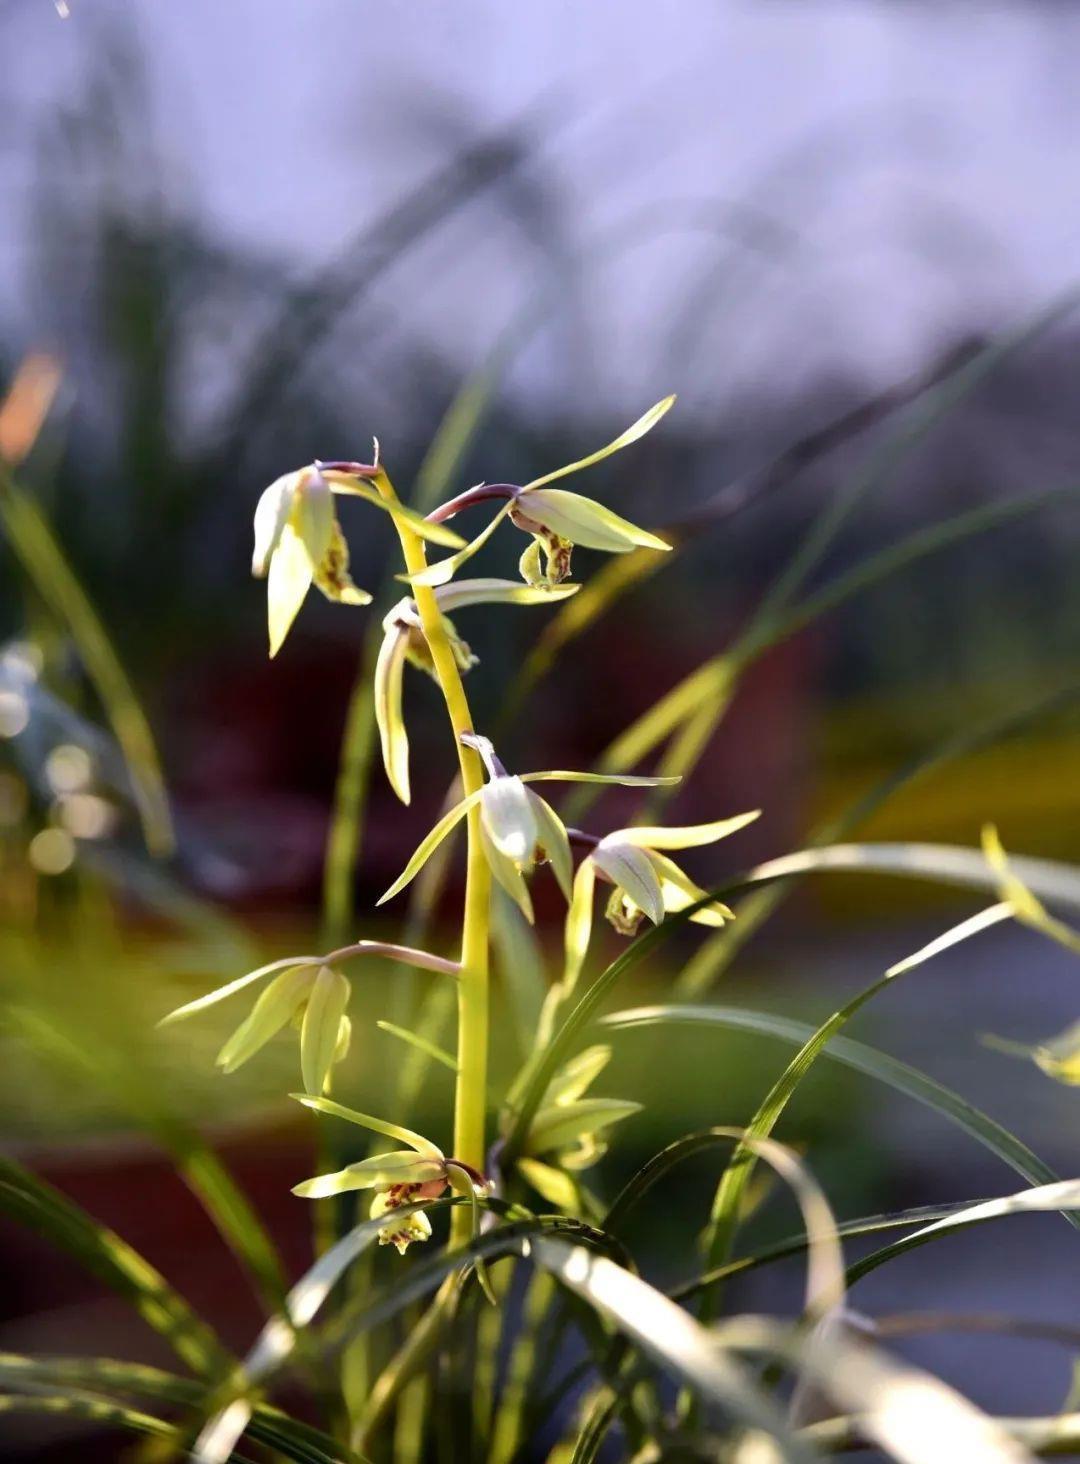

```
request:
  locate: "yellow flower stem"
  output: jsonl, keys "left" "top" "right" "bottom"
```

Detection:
{"left": 372, "top": 468, "right": 490, "bottom": 1241}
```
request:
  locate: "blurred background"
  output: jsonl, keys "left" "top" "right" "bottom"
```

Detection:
{"left": 2, "top": 2, "right": 1080, "bottom": 1458}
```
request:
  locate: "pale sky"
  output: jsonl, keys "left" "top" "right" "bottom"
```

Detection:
{"left": 4, "top": 0, "right": 1080, "bottom": 423}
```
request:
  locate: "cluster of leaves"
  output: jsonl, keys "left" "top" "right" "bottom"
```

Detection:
{"left": 3, "top": 291, "right": 1080, "bottom": 1464}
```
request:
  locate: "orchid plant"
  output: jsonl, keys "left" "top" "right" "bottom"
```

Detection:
{"left": 11, "top": 348, "right": 1080, "bottom": 1464}
{"left": 165, "top": 396, "right": 763, "bottom": 1266}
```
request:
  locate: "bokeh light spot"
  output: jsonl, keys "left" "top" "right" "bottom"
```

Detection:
{"left": 28, "top": 827, "right": 76, "bottom": 875}
{"left": 0, "top": 692, "right": 29, "bottom": 739}
{"left": 45, "top": 743, "right": 93, "bottom": 793}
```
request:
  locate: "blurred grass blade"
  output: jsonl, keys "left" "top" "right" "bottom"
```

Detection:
{"left": 679, "top": 679, "right": 1080, "bottom": 995}
{"left": 588, "top": 481, "right": 1079, "bottom": 800}
{"left": 531, "top": 1237, "right": 815, "bottom": 1460}
{"left": 321, "top": 622, "right": 381, "bottom": 947}
{"left": 11, "top": 1007, "right": 287, "bottom": 1311}
{"left": 599, "top": 1000, "right": 1080, "bottom": 1314}
{"left": 0, "top": 1355, "right": 353, "bottom": 1463}
{"left": 0, "top": 1393, "right": 180, "bottom": 1447}
{"left": 739, "top": 841, "right": 1080, "bottom": 911}
{"left": 500, "top": 839, "right": 1080, "bottom": 1166}
{"left": 605, "top": 1129, "right": 843, "bottom": 1319}
{"left": 721, "top": 1315, "right": 1037, "bottom": 1464}
{"left": 600, "top": 1006, "right": 1070, "bottom": 1204}
{"left": 806, "top": 1411, "right": 1080, "bottom": 1458}
{"left": 0, "top": 462, "right": 174, "bottom": 855}
{"left": 376, "top": 1019, "right": 458, "bottom": 1072}
{"left": 671, "top": 1200, "right": 974, "bottom": 1302}
{"left": 746, "top": 286, "right": 1080, "bottom": 638}
{"left": 885, "top": 902, "right": 1013, "bottom": 977}
{"left": 847, "top": 1178, "right": 1080, "bottom": 1287}
{"left": 193, "top": 1205, "right": 436, "bottom": 1463}
{"left": 0, "top": 1156, "right": 228, "bottom": 1378}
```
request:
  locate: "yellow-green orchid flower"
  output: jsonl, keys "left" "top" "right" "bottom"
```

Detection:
{"left": 518, "top": 1045, "right": 640, "bottom": 1216}
{"left": 252, "top": 458, "right": 465, "bottom": 657}
{"left": 982, "top": 824, "right": 1080, "bottom": 955}
{"left": 290, "top": 1095, "right": 488, "bottom": 1254}
{"left": 158, "top": 941, "right": 459, "bottom": 1096}
{"left": 377, "top": 732, "right": 679, "bottom": 924}
{"left": 979, "top": 825, "right": 1080, "bottom": 1087}
{"left": 984, "top": 1022, "right": 1080, "bottom": 1086}
{"left": 405, "top": 397, "right": 675, "bottom": 591}
{"left": 564, "top": 810, "right": 761, "bottom": 989}
{"left": 375, "top": 578, "right": 579, "bottom": 805}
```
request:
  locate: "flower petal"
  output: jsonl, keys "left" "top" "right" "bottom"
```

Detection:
{"left": 217, "top": 965, "right": 313, "bottom": 1074}
{"left": 266, "top": 523, "right": 315, "bottom": 657}
{"left": 293, "top": 468, "right": 335, "bottom": 567}
{"left": 521, "top": 771, "right": 680, "bottom": 788}
{"left": 252, "top": 472, "right": 297, "bottom": 576}
{"left": 592, "top": 840, "right": 665, "bottom": 926}
{"left": 528, "top": 1098, "right": 642, "bottom": 1155}
{"left": 312, "top": 520, "right": 373, "bottom": 607}
{"left": 158, "top": 956, "right": 317, "bottom": 1025}
{"left": 480, "top": 776, "right": 537, "bottom": 863}
{"left": 481, "top": 822, "right": 535, "bottom": 925}
{"left": 292, "top": 1093, "right": 443, "bottom": 1156}
{"left": 377, "top": 787, "right": 485, "bottom": 905}
{"left": 527, "top": 789, "right": 573, "bottom": 901}
{"left": 517, "top": 488, "right": 670, "bottom": 555}
{"left": 300, "top": 966, "right": 351, "bottom": 1096}
{"left": 646, "top": 850, "right": 732, "bottom": 927}
{"left": 982, "top": 824, "right": 1080, "bottom": 953}
{"left": 292, "top": 1151, "right": 446, "bottom": 1198}
{"left": 321, "top": 473, "right": 466, "bottom": 548}
{"left": 523, "top": 396, "right": 675, "bottom": 491}
{"left": 374, "top": 622, "right": 411, "bottom": 804}
{"left": 612, "top": 810, "right": 761, "bottom": 851}
{"left": 563, "top": 857, "right": 596, "bottom": 994}
{"left": 405, "top": 502, "right": 513, "bottom": 589}
{"left": 544, "top": 1044, "right": 611, "bottom": 1106}
{"left": 1034, "top": 1021, "right": 1080, "bottom": 1084}
{"left": 517, "top": 1157, "right": 582, "bottom": 1212}
{"left": 434, "top": 577, "right": 580, "bottom": 612}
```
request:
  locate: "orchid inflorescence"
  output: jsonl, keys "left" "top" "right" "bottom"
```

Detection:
{"left": 163, "top": 395, "right": 760, "bottom": 1255}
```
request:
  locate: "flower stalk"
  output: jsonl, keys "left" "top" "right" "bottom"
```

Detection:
{"left": 367, "top": 464, "right": 492, "bottom": 1238}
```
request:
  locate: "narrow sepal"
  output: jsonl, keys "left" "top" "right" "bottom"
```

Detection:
{"left": 159, "top": 956, "right": 315, "bottom": 1024}
{"left": 292, "top": 1151, "right": 446, "bottom": 1198}
{"left": 405, "top": 502, "right": 512, "bottom": 588}
{"left": 543, "top": 1044, "right": 611, "bottom": 1105}
{"left": 216, "top": 966, "right": 313, "bottom": 1074}
{"left": 300, "top": 966, "right": 351, "bottom": 1095}
{"left": 378, "top": 787, "right": 485, "bottom": 905}
{"left": 527, "top": 789, "right": 573, "bottom": 901}
{"left": 374, "top": 623, "right": 411, "bottom": 803}
{"left": 647, "top": 850, "right": 733, "bottom": 926}
{"left": 291, "top": 1093, "right": 443, "bottom": 1156}
{"left": 516, "top": 487, "right": 671, "bottom": 555}
{"left": 563, "top": 857, "right": 597, "bottom": 993}
{"left": 321, "top": 473, "right": 466, "bottom": 548}
{"left": 523, "top": 396, "right": 676, "bottom": 491}
{"left": 614, "top": 810, "right": 761, "bottom": 850}
{"left": 529, "top": 1097, "right": 642, "bottom": 1154}
{"left": 481, "top": 822, "right": 535, "bottom": 924}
